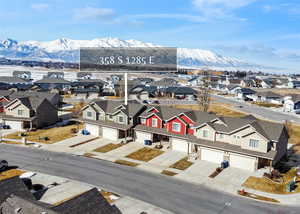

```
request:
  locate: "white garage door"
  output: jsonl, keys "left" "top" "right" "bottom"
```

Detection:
{"left": 85, "top": 124, "right": 101, "bottom": 137}
{"left": 5, "top": 121, "right": 23, "bottom": 130}
{"left": 230, "top": 153, "right": 257, "bottom": 171}
{"left": 172, "top": 138, "right": 188, "bottom": 153}
{"left": 201, "top": 148, "right": 224, "bottom": 164}
{"left": 135, "top": 131, "right": 152, "bottom": 143}
{"left": 103, "top": 127, "right": 118, "bottom": 141}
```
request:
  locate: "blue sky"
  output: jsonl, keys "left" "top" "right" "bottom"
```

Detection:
{"left": 1, "top": 0, "right": 300, "bottom": 72}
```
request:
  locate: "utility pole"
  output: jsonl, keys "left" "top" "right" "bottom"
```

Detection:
{"left": 198, "top": 70, "right": 211, "bottom": 112}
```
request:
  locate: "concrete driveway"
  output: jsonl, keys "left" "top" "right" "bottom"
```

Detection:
{"left": 175, "top": 160, "right": 219, "bottom": 184}
{"left": 107, "top": 142, "right": 144, "bottom": 157}
{"left": 149, "top": 150, "right": 186, "bottom": 167}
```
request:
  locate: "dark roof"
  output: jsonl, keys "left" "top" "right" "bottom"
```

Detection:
{"left": 256, "top": 91, "right": 282, "bottom": 98}
{"left": 35, "top": 78, "right": 71, "bottom": 84}
{"left": 238, "top": 88, "right": 256, "bottom": 94}
{"left": 140, "top": 106, "right": 217, "bottom": 123}
{"left": 53, "top": 188, "right": 121, "bottom": 214}
{"left": 91, "top": 100, "right": 145, "bottom": 118}
{"left": 0, "top": 76, "right": 29, "bottom": 84}
{"left": 0, "top": 176, "right": 35, "bottom": 205}
{"left": 75, "top": 79, "right": 106, "bottom": 84}
{"left": 165, "top": 87, "right": 197, "bottom": 95}
{"left": 134, "top": 125, "right": 277, "bottom": 160}
{"left": 0, "top": 195, "right": 58, "bottom": 214}
{"left": 81, "top": 118, "right": 133, "bottom": 130}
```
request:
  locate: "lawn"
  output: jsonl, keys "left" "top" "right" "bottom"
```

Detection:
{"left": 93, "top": 143, "right": 123, "bottom": 153}
{"left": 0, "top": 169, "right": 25, "bottom": 181}
{"left": 251, "top": 102, "right": 282, "bottom": 108}
{"left": 4, "top": 123, "right": 83, "bottom": 144}
{"left": 126, "top": 147, "right": 164, "bottom": 162}
{"left": 0, "top": 141, "right": 22, "bottom": 145}
{"left": 114, "top": 159, "right": 139, "bottom": 167}
{"left": 161, "top": 170, "right": 178, "bottom": 176}
{"left": 169, "top": 157, "right": 193, "bottom": 170}
{"left": 286, "top": 122, "right": 300, "bottom": 146}
{"left": 173, "top": 103, "right": 246, "bottom": 118}
{"left": 242, "top": 168, "right": 300, "bottom": 194}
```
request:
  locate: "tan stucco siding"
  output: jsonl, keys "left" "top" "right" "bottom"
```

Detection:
{"left": 6, "top": 103, "right": 30, "bottom": 118}
{"left": 195, "top": 125, "right": 216, "bottom": 141}
{"left": 241, "top": 132, "right": 269, "bottom": 153}
{"left": 82, "top": 106, "right": 98, "bottom": 120}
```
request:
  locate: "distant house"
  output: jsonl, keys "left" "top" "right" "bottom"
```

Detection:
{"left": 283, "top": 94, "right": 300, "bottom": 114}
{"left": 71, "top": 79, "right": 107, "bottom": 99}
{"left": 225, "top": 85, "right": 241, "bottom": 95}
{"left": 236, "top": 88, "right": 256, "bottom": 100}
{"left": 164, "top": 86, "right": 197, "bottom": 100}
{"left": 260, "top": 79, "right": 277, "bottom": 88}
{"left": 0, "top": 76, "right": 32, "bottom": 90}
{"left": 149, "top": 78, "right": 178, "bottom": 89}
{"left": 249, "top": 91, "right": 283, "bottom": 104}
{"left": 34, "top": 78, "right": 72, "bottom": 92}
{"left": 188, "top": 77, "right": 203, "bottom": 86}
{"left": 12, "top": 71, "right": 32, "bottom": 80}
{"left": 288, "top": 80, "right": 300, "bottom": 89}
{"left": 241, "top": 79, "right": 255, "bottom": 88}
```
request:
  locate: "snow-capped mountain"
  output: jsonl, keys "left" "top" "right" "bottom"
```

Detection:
{"left": 0, "top": 37, "right": 267, "bottom": 71}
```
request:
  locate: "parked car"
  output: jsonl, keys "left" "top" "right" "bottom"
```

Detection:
{"left": 0, "top": 160, "right": 8, "bottom": 171}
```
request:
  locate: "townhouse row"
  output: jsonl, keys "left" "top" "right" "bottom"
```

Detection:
{"left": 81, "top": 100, "right": 288, "bottom": 172}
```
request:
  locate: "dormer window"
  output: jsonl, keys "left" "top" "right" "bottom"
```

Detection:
{"left": 119, "top": 116, "right": 124, "bottom": 123}
{"left": 152, "top": 118, "right": 158, "bottom": 127}
{"left": 86, "top": 111, "right": 92, "bottom": 117}
{"left": 141, "top": 118, "right": 146, "bottom": 124}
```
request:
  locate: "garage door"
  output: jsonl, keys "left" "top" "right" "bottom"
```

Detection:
{"left": 5, "top": 121, "right": 23, "bottom": 130}
{"left": 85, "top": 124, "right": 101, "bottom": 137}
{"left": 172, "top": 138, "right": 188, "bottom": 153}
{"left": 102, "top": 127, "right": 118, "bottom": 141}
{"left": 201, "top": 148, "right": 224, "bottom": 164}
{"left": 135, "top": 131, "right": 152, "bottom": 143}
{"left": 230, "top": 153, "right": 257, "bottom": 171}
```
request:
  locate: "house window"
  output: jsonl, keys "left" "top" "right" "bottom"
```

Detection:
{"left": 152, "top": 118, "right": 158, "bottom": 127}
{"left": 249, "top": 139, "right": 259, "bottom": 148}
{"left": 203, "top": 130, "right": 208, "bottom": 137}
{"left": 172, "top": 122, "right": 181, "bottom": 132}
{"left": 141, "top": 118, "right": 146, "bottom": 124}
{"left": 219, "top": 133, "right": 224, "bottom": 139}
{"left": 18, "top": 110, "right": 23, "bottom": 116}
{"left": 86, "top": 111, "right": 92, "bottom": 117}
{"left": 109, "top": 115, "right": 113, "bottom": 119}
{"left": 119, "top": 116, "right": 124, "bottom": 123}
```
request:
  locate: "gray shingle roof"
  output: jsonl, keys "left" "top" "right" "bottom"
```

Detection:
{"left": 0, "top": 195, "right": 58, "bottom": 214}
{"left": 0, "top": 176, "right": 35, "bottom": 205}
{"left": 35, "top": 78, "right": 71, "bottom": 84}
{"left": 92, "top": 100, "right": 145, "bottom": 118}
{"left": 0, "top": 76, "right": 29, "bottom": 84}
{"left": 53, "top": 188, "right": 121, "bottom": 214}
{"left": 256, "top": 91, "right": 282, "bottom": 98}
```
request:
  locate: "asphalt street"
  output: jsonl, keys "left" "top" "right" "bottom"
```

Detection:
{"left": 0, "top": 144, "right": 299, "bottom": 214}
{"left": 211, "top": 95, "right": 300, "bottom": 124}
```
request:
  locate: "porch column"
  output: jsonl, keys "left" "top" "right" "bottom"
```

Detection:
{"left": 125, "top": 129, "right": 127, "bottom": 143}
{"left": 30, "top": 121, "right": 32, "bottom": 130}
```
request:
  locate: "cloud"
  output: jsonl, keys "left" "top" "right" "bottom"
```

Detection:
{"left": 123, "top": 13, "right": 207, "bottom": 23}
{"left": 262, "top": 3, "right": 300, "bottom": 15}
{"left": 73, "top": 7, "right": 115, "bottom": 22}
{"left": 216, "top": 43, "right": 300, "bottom": 61}
{"left": 31, "top": 3, "right": 50, "bottom": 12}
{"left": 192, "top": 0, "right": 258, "bottom": 20}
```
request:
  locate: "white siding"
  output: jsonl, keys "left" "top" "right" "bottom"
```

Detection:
{"left": 85, "top": 124, "right": 101, "bottom": 137}
{"left": 229, "top": 153, "right": 257, "bottom": 171}
{"left": 201, "top": 148, "right": 224, "bottom": 164}
{"left": 5, "top": 121, "right": 23, "bottom": 130}
{"left": 102, "top": 127, "right": 118, "bottom": 141}
{"left": 172, "top": 138, "right": 188, "bottom": 153}
{"left": 135, "top": 131, "right": 152, "bottom": 143}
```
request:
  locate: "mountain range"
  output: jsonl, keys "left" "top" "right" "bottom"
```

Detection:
{"left": 0, "top": 37, "right": 272, "bottom": 71}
